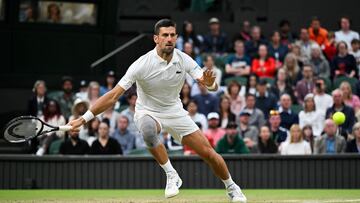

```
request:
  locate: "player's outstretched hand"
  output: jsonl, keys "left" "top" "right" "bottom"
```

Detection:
{"left": 197, "top": 69, "right": 216, "bottom": 87}
{"left": 67, "top": 117, "right": 84, "bottom": 134}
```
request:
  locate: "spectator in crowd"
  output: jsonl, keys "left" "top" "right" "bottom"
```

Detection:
{"left": 215, "top": 122, "right": 249, "bottom": 154}
{"left": 245, "top": 74, "right": 258, "bottom": 95}
{"left": 226, "top": 81, "right": 245, "bottom": 116}
{"left": 314, "top": 77, "right": 333, "bottom": 116}
{"left": 289, "top": 43, "right": 306, "bottom": 67}
{"left": 349, "top": 39, "right": 360, "bottom": 74}
{"left": 278, "top": 94, "right": 299, "bottom": 130}
{"left": 255, "top": 79, "right": 278, "bottom": 119}
{"left": 268, "top": 110, "right": 289, "bottom": 145}
{"left": 257, "top": 125, "right": 278, "bottom": 154}
{"left": 218, "top": 95, "right": 236, "bottom": 129}
{"left": 323, "top": 32, "right": 338, "bottom": 61}
{"left": 111, "top": 115, "right": 135, "bottom": 155}
{"left": 120, "top": 93, "right": 145, "bottom": 149}
{"left": 204, "top": 112, "right": 226, "bottom": 147}
{"left": 295, "top": 64, "right": 315, "bottom": 105}
{"left": 251, "top": 44, "right": 276, "bottom": 78}
{"left": 270, "top": 68, "right": 296, "bottom": 103}
{"left": 242, "top": 93, "right": 266, "bottom": 129}
{"left": 100, "top": 103, "right": 120, "bottom": 135}
{"left": 27, "top": 80, "right": 48, "bottom": 117}
{"left": 88, "top": 81, "right": 101, "bottom": 107}
{"left": 346, "top": 122, "right": 360, "bottom": 153}
{"left": 59, "top": 124, "right": 89, "bottom": 155}
{"left": 193, "top": 85, "right": 219, "bottom": 116}
{"left": 232, "top": 20, "right": 251, "bottom": 43}
{"left": 299, "top": 94, "right": 325, "bottom": 137}
{"left": 180, "top": 82, "right": 192, "bottom": 110}
{"left": 340, "top": 81, "right": 360, "bottom": 114}
{"left": 279, "top": 124, "right": 312, "bottom": 155}
{"left": 100, "top": 70, "right": 116, "bottom": 96}
{"left": 47, "top": 3, "right": 61, "bottom": 23}
{"left": 308, "top": 17, "right": 329, "bottom": 47}
{"left": 203, "top": 17, "right": 228, "bottom": 54}
{"left": 335, "top": 16, "right": 359, "bottom": 49}
{"left": 331, "top": 41, "right": 358, "bottom": 78}
{"left": 268, "top": 30, "right": 289, "bottom": 63}
{"left": 75, "top": 80, "right": 88, "bottom": 101}
{"left": 245, "top": 26, "right": 268, "bottom": 59}
{"left": 225, "top": 40, "right": 251, "bottom": 78}
{"left": 90, "top": 119, "right": 122, "bottom": 155}
{"left": 52, "top": 76, "right": 76, "bottom": 120}
{"left": 176, "top": 20, "right": 203, "bottom": 55}
{"left": 69, "top": 98, "right": 89, "bottom": 141}
{"left": 296, "top": 28, "right": 316, "bottom": 62}
{"left": 187, "top": 100, "right": 208, "bottom": 131}
{"left": 279, "top": 19, "right": 297, "bottom": 46}
{"left": 202, "top": 55, "right": 222, "bottom": 85}
{"left": 36, "top": 99, "right": 66, "bottom": 155}
{"left": 314, "top": 119, "right": 346, "bottom": 154}
{"left": 84, "top": 117, "right": 100, "bottom": 146}
{"left": 282, "top": 53, "right": 301, "bottom": 85}
{"left": 238, "top": 110, "right": 259, "bottom": 153}
{"left": 309, "top": 44, "right": 330, "bottom": 78}
{"left": 183, "top": 42, "right": 202, "bottom": 66}
{"left": 326, "top": 89, "right": 356, "bottom": 136}
{"left": 302, "top": 125, "right": 315, "bottom": 153}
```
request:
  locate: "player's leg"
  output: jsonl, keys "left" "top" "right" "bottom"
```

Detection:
{"left": 181, "top": 130, "right": 247, "bottom": 203}
{"left": 137, "top": 115, "right": 181, "bottom": 198}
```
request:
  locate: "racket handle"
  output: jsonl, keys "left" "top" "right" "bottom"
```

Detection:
{"left": 58, "top": 125, "right": 72, "bottom": 131}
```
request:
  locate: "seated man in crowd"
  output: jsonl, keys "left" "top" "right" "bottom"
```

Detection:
{"left": 278, "top": 94, "right": 299, "bottom": 130}
{"left": 202, "top": 17, "right": 228, "bottom": 54}
{"left": 242, "top": 93, "right": 266, "bottom": 129}
{"left": 204, "top": 112, "right": 225, "bottom": 148}
{"left": 295, "top": 64, "right": 315, "bottom": 105}
{"left": 255, "top": 79, "right": 278, "bottom": 119}
{"left": 193, "top": 85, "right": 219, "bottom": 116}
{"left": 90, "top": 119, "right": 123, "bottom": 155}
{"left": 314, "top": 119, "right": 346, "bottom": 154}
{"left": 335, "top": 16, "right": 359, "bottom": 49}
{"left": 111, "top": 115, "right": 135, "bottom": 155}
{"left": 268, "top": 110, "right": 289, "bottom": 146}
{"left": 238, "top": 110, "right": 259, "bottom": 153}
{"left": 216, "top": 122, "right": 249, "bottom": 154}
{"left": 50, "top": 76, "right": 77, "bottom": 120}
{"left": 27, "top": 80, "right": 48, "bottom": 117}
{"left": 225, "top": 40, "right": 251, "bottom": 78}
{"left": 245, "top": 26, "right": 268, "bottom": 59}
{"left": 59, "top": 126, "right": 89, "bottom": 155}
{"left": 308, "top": 17, "right": 329, "bottom": 47}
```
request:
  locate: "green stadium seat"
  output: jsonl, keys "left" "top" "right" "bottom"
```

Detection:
{"left": 224, "top": 76, "right": 247, "bottom": 86}
{"left": 333, "top": 76, "right": 358, "bottom": 92}
{"left": 322, "top": 77, "right": 333, "bottom": 93}
{"left": 261, "top": 77, "right": 275, "bottom": 86}
{"left": 291, "top": 104, "right": 303, "bottom": 114}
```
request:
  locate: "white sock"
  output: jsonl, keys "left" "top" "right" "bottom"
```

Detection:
{"left": 222, "top": 175, "right": 235, "bottom": 188}
{"left": 160, "top": 159, "right": 176, "bottom": 174}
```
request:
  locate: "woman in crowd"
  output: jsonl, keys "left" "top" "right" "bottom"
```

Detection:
{"left": 282, "top": 53, "right": 301, "bottom": 85}
{"left": 245, "top": 74, "right": 258, "bottom": 95}
{"left": 268, "top": 31, "right": 289, "bottom": 64}
{"left": 302, "top": 125, "right": 315, "bottom": 153}
{"left": 279, "top": 124, "right": 312, "bottom": 155}
{"left": 88, "top": 81, "right": 101, "bottom": 107}
{"left": 176, "top": 20, "right": 203, "bottom": 55}
{"left": 187, "top": 100, "right": 208, "bottom": 131}
{"left": 270, "top": 68, "right": 296, "bottom": 102}
{"left": 299, "top": 94, "right": 324, "bottom": 137}
{"left": 218, "top": 95, "right": 236, "bottom": 129}
{"left": 257, "top": 126, "right": 278, "bottom": 154}
{"left": 251, "top": 44, "right": 276, "bottom": 78}
{"left": 226, "top": 81, "right": 245, "bottom": 116}
{"left": 180, "top": 82, "right": 192, "bottom": 110}
{"left": 340, "top": 81, "right": 360, "bottom": 113}
{"left": 309, "top": 44, "right": 330, "bottom": 78}
{"left": 85, "top": 117, "right": 100, "bottom": 146}
{"left": 331, "top": 41, "right": 358, "bottom": 78}
{"left": 346, "top": 122, "right": 360, "bottom": 153}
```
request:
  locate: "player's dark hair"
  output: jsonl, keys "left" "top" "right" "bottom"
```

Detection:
{"left": 154, "top": 19, "right": 176, "bottom": 35}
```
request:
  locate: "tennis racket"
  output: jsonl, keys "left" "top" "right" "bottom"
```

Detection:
{"left": 3, "top": 116, "right": 72, "bottom": 143}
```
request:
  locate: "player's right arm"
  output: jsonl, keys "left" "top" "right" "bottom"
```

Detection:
{"left": 68, "top": 85, "right": 125, "bottom": 131}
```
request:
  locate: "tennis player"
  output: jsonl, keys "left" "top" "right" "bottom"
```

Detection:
{"left": 69, "top": 19, "right": 247, "bottom": 203}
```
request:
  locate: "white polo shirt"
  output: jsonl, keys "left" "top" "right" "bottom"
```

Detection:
{"left": 118, "top": 48, "right": 203, "bottom": 118}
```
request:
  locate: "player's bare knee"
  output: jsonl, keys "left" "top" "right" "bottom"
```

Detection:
{"left": 199, "top": 146, "right": 217, "bottom": 162}
{"left": 138, "top": 115, "right": 161, "bottom": 148}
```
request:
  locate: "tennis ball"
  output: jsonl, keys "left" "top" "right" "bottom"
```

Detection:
{"left": 332, "top": 112, "right": 346, "bottom": 125}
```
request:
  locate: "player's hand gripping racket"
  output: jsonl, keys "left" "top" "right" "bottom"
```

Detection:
{"left": 3, "top": 116, "right": 72, "bottom": 143}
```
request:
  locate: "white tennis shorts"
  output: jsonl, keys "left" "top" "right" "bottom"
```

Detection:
{"left": 134, "top": 110, "right": 199, "bottom": 142}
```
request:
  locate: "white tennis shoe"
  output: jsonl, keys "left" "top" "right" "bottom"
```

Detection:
{"left": 226, "top": 183, "right": 247, "bottom": 203}
{"left": 164, "top": 171, "right": 182, "bottom": 198}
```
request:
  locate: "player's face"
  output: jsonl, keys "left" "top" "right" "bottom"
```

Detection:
{"left": 154, "top": 27, "right": 177, "bottom": 54}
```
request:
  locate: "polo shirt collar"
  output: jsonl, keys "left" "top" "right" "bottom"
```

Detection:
{"left": 153, "top": 48, "right": 179, "bottom": 65}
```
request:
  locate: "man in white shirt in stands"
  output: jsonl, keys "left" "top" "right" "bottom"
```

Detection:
{"left": 313, "top": 78, "right": 333, "bottom": 117}
{"left": 335, "top": 16, "right": 359, "bottom": 50}
{"left": 68, "top": 19, "right": 246, "bottom": 203}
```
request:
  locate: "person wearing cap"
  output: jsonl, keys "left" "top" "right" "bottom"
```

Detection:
{"left": 238, "top": 110, "right": 259, "bottom": 153}
{"left": 75, "top": 80, "right": 88, "bottom": 101}
{"left": 51, "top": 76, "right": 76, "bottom": 120}
{"left": 255, "top": 79, "right": 278, "bottom": 119}
{"left": 269, "top": 110, "right": 289, "bottom": 145}
{"left": 202, "top": 17, "right": 228, "bottom": 54}
{"left": 204, "top": 112, "right": 225, "bottom": 147}
{"left": 215, "top": 121, "right": 249, "bottom": 154}
{"left": 100, "top": 70, "right": 116, "bottom": 96}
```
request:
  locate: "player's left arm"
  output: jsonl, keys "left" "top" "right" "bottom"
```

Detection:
{"left": 196, "top": 69, "right": 218, "bottom": 91}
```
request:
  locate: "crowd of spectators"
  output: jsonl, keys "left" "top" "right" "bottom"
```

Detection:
{"left": 26, "top": 16, "right": 360, "bottom": 155}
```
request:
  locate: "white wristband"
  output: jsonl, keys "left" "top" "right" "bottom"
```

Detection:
{"left": 82, "top": 110, "right": 95, "bottom": 123}
{"left": 206, "top": 82, "right": 216, "bottom": 90}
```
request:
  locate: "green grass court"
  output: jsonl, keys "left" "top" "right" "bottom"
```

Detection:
{"left": 0, "top": 189, "right": 360, "bottom": 203}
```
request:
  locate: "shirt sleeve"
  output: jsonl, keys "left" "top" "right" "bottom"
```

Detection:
{"left": 117, "top": 61, "right": 139, "bottom": 90}
{"left": 184, "top": 53, "right": 203, "bottom": 80}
